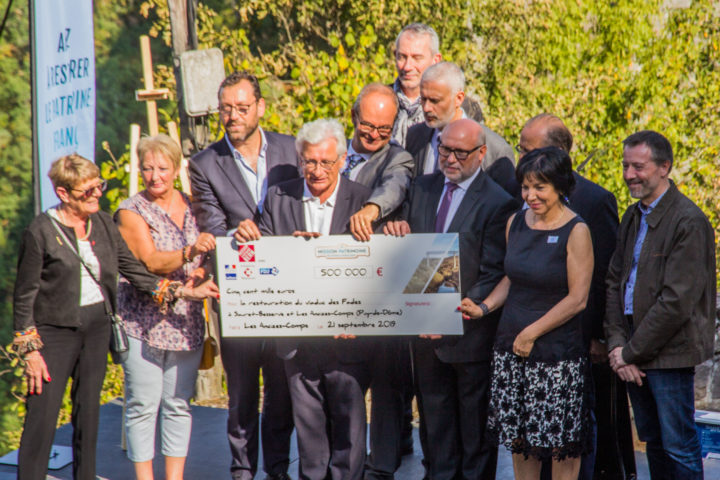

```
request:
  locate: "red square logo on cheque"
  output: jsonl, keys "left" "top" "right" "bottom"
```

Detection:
{"left": 238, "top": 244, "right": 256, "bottom": 262}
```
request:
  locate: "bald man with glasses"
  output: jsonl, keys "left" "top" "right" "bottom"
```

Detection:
{"left": 385, "top": 118, "right": 517, "bottom": 480}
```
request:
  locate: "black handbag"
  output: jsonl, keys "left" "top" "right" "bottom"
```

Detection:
{"left": 48, "top": 214, "right": 129, "bottom": 363}
{"left": 107, "top": 311, "right": 130, "bottom": 364}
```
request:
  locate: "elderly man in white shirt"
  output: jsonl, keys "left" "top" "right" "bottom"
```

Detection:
{"left": 234, "top": 119, "right": 373, "bottom": 480}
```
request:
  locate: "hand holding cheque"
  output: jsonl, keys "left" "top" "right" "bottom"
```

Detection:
{"left": 218, "top": 229, "right": 463, "bottom": 337}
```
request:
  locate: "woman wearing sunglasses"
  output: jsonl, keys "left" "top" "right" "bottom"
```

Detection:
{"left": 12, "top": 153, "right": 218, "bottom": 480}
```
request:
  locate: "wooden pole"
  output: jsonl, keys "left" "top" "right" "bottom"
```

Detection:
{"left": 139, "top": 36, "right": 159, "bottom": 136}
{"left": 128, "top": 124, "right": 141, "bottom": 197}
{"left": 167, "top": 121, "right": 191, "bottom": 195}
{"left": 135, "top": 35, "right": 168, "bottom": 136}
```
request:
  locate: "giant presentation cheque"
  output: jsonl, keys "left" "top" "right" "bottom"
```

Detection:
{"left": 217, "top": 233, "right": 463, "bottom": 337}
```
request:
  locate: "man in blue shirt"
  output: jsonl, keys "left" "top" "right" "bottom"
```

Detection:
{"left": 605, "top": 130, "right": 716, "bottom": 480}
{"left": 189, "top": 71, "right": 298, "bottom": 480}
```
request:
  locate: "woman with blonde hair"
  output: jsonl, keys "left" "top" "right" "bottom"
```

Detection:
{"left": 13, "top": 153, "right": 217, "bottom": 480}
{"left": 115, "top": 134, "right": 216, "bottom": 480}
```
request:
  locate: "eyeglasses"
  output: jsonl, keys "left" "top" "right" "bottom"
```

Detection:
{"left": 301, "top": 157, "right": 340, "bottom": 171}
{"left": 71, "top": 180, "right": 107, "bottom": 199}
{"left": 515, "top": 144, "right": 529, "bottom": 155}
{"left": 357, "top": 120, "right": 393, "bottom": 137}
{"left": 218, "top": 101, "right": 258, "bottom": 117}
{"left": 437, "top": 143, "right": 483, "bottom": 161}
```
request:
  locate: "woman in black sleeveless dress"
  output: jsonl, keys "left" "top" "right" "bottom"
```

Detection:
{"left": 461, "top": 147, "right": 594, "bottom": 480}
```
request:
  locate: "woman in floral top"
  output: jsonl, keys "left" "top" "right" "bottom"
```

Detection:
{"left": 116, "top": 134, "right": 217, "bottom": 480}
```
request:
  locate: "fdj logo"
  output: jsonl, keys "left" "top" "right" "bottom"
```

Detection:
{"left": 259, "top": 267, "right": 279, "bottom": 276}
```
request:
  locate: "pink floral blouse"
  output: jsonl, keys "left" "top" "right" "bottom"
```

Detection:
{"left": 116, "top": 192, "right": 204, "bottom": 351}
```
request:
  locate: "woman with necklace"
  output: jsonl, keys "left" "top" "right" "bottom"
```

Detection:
{"left": 114, "top": 134, "right": 216, "bottom": 480}
{"left": 461, "top": 147, "right": 595, "bottom": 480}
{"left": 12, "top": 153, "right": 218, "bottom": 480}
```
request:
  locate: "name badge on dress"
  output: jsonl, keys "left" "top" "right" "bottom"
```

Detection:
{"left": 547, "top": 235, "right": 559, "bottom": 244}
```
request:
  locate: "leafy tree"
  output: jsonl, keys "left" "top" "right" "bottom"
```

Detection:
{"left": 1, "top": 0, "right": 718, "bottom": 456}
{"left": 135, "top": 0, "right": 718, "bottom": 266}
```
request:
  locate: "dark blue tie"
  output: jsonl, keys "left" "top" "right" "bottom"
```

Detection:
{"left": 342, "top": 154, "right": 364, "bottom": 178}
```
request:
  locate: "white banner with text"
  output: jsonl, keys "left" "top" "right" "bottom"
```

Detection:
{"left": 33, "top": 0, "right": 96, "bottom": 210}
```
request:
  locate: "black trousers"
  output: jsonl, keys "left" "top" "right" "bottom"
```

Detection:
{"left": 18, "top": 302, "right": 108, "bottom": 480}
{"left": 413, "top": 341, "right": 497, "bottom": 480}
{"left": 592, "top": 362, "right": 637, "bottom": 479}
{"left": 285, "top": 347, "right": 371, "bottom": 480}
{"left": 220, "top": 337, "right": 294, "bottom": 480}
{"left": 365, "top": 337, "right": 413, "bottom": 480}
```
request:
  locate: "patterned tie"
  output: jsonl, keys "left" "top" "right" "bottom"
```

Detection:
{"left": 434, "top": 182, "right": 460, "bottom": 233}
{"left": 342, "top": 154, "right": 364, "bottom": 178}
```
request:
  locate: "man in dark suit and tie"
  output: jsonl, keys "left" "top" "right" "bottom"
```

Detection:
{"left": 404, "top": 62, "right": 518, "bottom": 196}
{"left": 189, "top": 71, "right": 296, "bottom": 480}
{"left": 517, "top": 114, "right": 636, "bottom": 480}
{"left": 235, "top": 118, "right": 372, "bottom": 480}
{"left": 385, "top": 118, "right": 517, "bottom": 480}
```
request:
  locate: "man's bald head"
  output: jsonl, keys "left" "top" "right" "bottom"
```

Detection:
{"left": 442, "top": 118, "right": 486, "bottom": 147}
{"left": 518, "top": 114, "right": 573, "bottom": 159}
{"left": 438, "top": 119, "right": 487, "bottom": 183}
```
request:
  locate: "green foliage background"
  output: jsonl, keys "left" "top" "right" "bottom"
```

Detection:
{"left": 0, "top": 0, "right": 718, "bottom": 455}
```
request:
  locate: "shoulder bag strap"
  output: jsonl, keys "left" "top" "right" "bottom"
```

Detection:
{"left": 47, "top": 214, "right": 113, "bottom": 316}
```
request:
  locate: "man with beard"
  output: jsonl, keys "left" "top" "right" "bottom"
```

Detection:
{"left": 605, "top": 131, "right": 715, "bottom": 480}
{"left": 404, "top": 62, "right": 518, "bottom": 195}
{"left": 189, "top": 71, "right": 297, "bottom": 480}
{"left": 386, "top": 118, "right": 516, "bottom": 480}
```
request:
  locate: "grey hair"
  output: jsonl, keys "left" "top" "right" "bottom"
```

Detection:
{"left": 421, "top": 61, "right": 465, "bottom": 94}
{"left": 295, "top": 118, "right": 347, "bottom": 157}
{"left": 395, "top": 23, "right": 440, "bottom": 55}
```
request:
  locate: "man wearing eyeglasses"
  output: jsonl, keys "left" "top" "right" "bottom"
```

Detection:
{"left": 345, "top": 83, "right": 413, "bottom": 241}
{"left": 340, "top": 83, "right": 415, "bottom": 480}
{"left": 404, "top": 62, "right": 518, "bottom": 197}
{"left": 189, "top": 71, "right": 297, "bottom": 480}
{"left": 385, "top": 118, "right": 517, "bottom": 480}
{"left": 234, "top": 118, "right": 373, "bottom": 480}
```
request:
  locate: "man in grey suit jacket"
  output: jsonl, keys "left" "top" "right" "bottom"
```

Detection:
{"left": 404, "top": 62, "right": 518, "bottom": 196}
{"left": 385, "top": 119, "right": 517, "bottom": 480}
{"left": 235, "top": 119, "right": 373, "bottom": 480}
{"left": 344, "top": 83, "right": 413, "bottom": 239}
{"left": 189, "top": 71, "right": 296, "bottom": 480}
{"left": 340, "top": 83, "right": 415, "bottom": 480}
